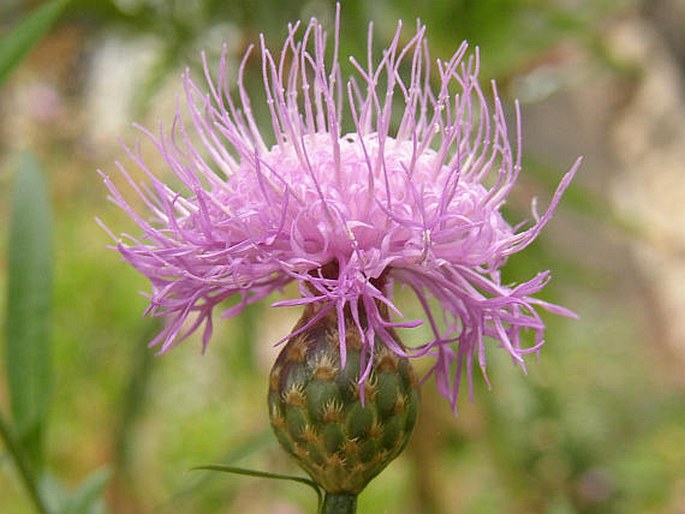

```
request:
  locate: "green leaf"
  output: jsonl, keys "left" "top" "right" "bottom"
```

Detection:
{"left": 192, "top": 464, "right": 323, "bottom": 511}
{"left": 5, "top": 151, "right": 54, "bottom": 470}
{"left": 0, "top": 413, "right": 49, "bottom": 513}
{"left": 161, "top": 429, "right": 273, "bottom": 509}
{"left": 58, "top": 468, "right": 111, "bottom": 514}
{"left": 0, "top": 0, "right": 71, "bottom": 85}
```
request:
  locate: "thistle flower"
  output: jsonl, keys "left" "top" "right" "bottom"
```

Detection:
{"left": 101, "top": 9, "right": 579, "bottom": 414}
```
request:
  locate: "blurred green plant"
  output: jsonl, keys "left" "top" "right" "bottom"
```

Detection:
{"left": 0, "top": 0, "right": 70, "bottom": 85}
{"left": 1, "top": 152, "right": 113, "bottom": 513}
{"left": 0, "top": 2, "right": 112, "bottom": 513}
{"left": 3, "top": 152, "right": 54, "bottom": 511}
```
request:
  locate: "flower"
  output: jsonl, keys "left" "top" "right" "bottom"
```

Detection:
{"left": 101, "top": 7, "right": 580, "bottom": 411}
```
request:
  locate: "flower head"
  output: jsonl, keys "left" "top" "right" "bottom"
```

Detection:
{"left": 101, "top": 8, "right": 579, "bottom": 411}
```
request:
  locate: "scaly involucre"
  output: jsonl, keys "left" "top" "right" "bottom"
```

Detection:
{"left": 102, "top": 10, "right": 579, "bottom": 411}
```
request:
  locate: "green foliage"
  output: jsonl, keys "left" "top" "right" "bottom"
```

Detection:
{"left": 57, "top": 468, "right": 110, "bottom": 514}
{"left": 387, "top": 0, "right": 634, "bottom": 77}
{"left": 42, "top": 468, "right": 111, "bottom": 514}
{"left": 192, "top": 464, "right": 323, "bottom": 511}
{"left": 0, "top": 414, "right": 49, "bottom": 513}
{"left": 0, "top": 0, "right": 70, "bottom": 85}
{"left": 5, "top": 152, "right": 54, "bottom": 472}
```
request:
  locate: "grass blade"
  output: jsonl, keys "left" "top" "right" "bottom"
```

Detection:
{"left": 5, "top": 151, "right": 54, "bottom": 470}
{"left": 0, "top": 414, "right": 49, "bottom": 513}
{"left": 192, "top": 464, "right": 323, "bottom": 511}
{"left": 0, "top": 0, "right": 70, "bottom": 85}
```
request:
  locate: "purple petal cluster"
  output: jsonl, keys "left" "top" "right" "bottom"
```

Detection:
{"left": 101, "top": 10, "right": 579, "bottom": 410}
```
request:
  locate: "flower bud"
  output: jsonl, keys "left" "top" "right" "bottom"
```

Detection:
{"left": 268, "top": 305, "right": 419, "bottom": 494}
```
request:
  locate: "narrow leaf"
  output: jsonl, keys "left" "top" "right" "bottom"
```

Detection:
{"left": 161, "top": 429, "right": 272, "bottom": 508}
{"left": 58, "top": 468, "right": 111, "bottom": 514}
{"left": 192, "top": 464, "right": 323, "bottom": 510}
{"left": 0, "top": 414, "right": 49, "bottom": 513}
{"left": 0, "top": 0, "right": 70, "bottom": 85}
{"left": 5, "top": 151, "right": 54, "bottom": 470}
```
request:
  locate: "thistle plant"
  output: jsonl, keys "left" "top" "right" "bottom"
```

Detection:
{"left": 101, "top": 5, "right": 579, "bottom": 512}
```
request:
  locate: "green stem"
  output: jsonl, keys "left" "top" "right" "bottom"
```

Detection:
{"left": 321, "top": 493, "right": 357, "bottom": 514}
{"left": 0, "top": 413, "right": 48, "bottom": 514}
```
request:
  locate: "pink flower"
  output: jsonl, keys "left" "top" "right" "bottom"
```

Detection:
{"left": 101, "top": 8, "right": 579, "bottom": 411}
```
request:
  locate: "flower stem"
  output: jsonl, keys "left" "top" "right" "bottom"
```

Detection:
{"left": 322, "top": 493, "right": 357, "bottom": 514}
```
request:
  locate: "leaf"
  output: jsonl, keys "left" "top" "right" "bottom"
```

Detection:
{"left": 192, "top": 464, "right": 323, "bottom": 511}
{"left": 160, "top": 429, "right": 273, "bottom": 509}
{"left": 0, "top": 0, "right": 71, "bottom": 85}
{"left": 58, "top": 468, "right": 111, "bottom": 514}
{"left": 0, "top": 413, "right": 49, "bottom": 513}
{"left": 5, "top": 151, "right": 54, "bottom": 470}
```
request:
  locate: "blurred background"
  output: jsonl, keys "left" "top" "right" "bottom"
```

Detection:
{"left": 2, "top": 0, "right": 685, "bottom": 513}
